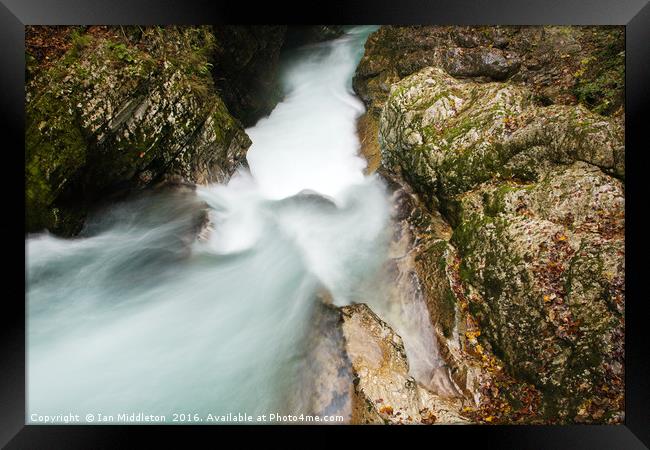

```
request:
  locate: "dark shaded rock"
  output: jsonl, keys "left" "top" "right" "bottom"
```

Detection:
{"left": 283, "top": 25, "right": 345, "bottom": 48}
{"left": 210, "top": 26, "right": 287, "bottom": 126}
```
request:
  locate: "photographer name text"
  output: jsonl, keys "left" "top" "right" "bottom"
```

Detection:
{"left": 29, "top": 412, "right": 344, "bottom": 424}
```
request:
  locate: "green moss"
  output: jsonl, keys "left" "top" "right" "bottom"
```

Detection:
{"left": 467, "top": 300, "right": 482, "bottom": 320}
{"left": 440, "top": 286, "right": 457, "bottom": 338}
{"left": 438, "top": 140, "right": 515, "bottom": 199}
{"left": 482, "top": 191, "right": 500, "bottom": 217}
{"left": 483, "top": 183, "right": 534, "bottom": 217}
{"left": 573, "top": 29, "right": 624, "bottom": 116}
{"left": 69, "top": 29, "right": 91, "bottom": 59}
{"left": 211, "top": 96, "right": 239, "bottom": 144}
{"left": 26, "top": 75, "right": 87, "bottom": 232}
{"left": 106, "top": 41, "right": 137, "bottom": 63}
{"left": 458, "top": 260, "right": 473, "bottom": 284}
{"left": 437, "top": 113, "right": 482, "bottom": 145}
{"left": 451, "top": 212, "right": 486, "bottom": 255}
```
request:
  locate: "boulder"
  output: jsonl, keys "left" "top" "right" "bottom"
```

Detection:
{"left": 451, "top": 162, "right": 624, "bottom": 422}
{"left": 340, "top": 303, "right": 467, "bottom": 424}
{"left": 354, "top": 26, "right": 624, "bottom": 118}
{"left": 378, "top": 67, "right": 624, "bottom": 213}
{"left": 26, "top": 26, "right": 252, "bottom": 235}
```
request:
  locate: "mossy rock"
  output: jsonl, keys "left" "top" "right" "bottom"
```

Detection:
{"left": 378, "top": 66, "right": 624, "bottom": 217}
{"left": 25, "top": 26, "right": 251, "bottom": 235}
{"left": 354, "top": 26, "right": 624, "bottom": 119}
{"left": 450, "top": 162, "right": 624, "bottom": 422}
{"left": 415, "top": 239, "right": 458, "bottom": 339}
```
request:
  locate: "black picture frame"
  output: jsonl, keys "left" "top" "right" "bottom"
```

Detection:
{"left": 2, "top": 0, "right": 648, "bottom": 447}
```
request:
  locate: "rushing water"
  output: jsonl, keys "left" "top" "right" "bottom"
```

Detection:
{"left": 27, "top": 26, "right": 393, "bottom": 422}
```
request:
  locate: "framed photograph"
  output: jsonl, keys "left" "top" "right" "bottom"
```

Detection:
{"left": 2, "top": 0, "right": 648, "bottom": 447}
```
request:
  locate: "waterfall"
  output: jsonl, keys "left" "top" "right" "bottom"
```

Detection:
{"left": 27, "top": 26, "right": 391, "bottom": 423}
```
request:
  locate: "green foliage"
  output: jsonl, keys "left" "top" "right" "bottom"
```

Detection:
{"left": 68, "top": 28, "right": 91, "bottom": 59}
{"left": 198, "top": 61, "right": 213, "bottom": 76}
{"left": 107, "top": 41, "right": 136, "bottom": 63}
{"left": 573, "top": 29, "right": 624, "bottom": 116}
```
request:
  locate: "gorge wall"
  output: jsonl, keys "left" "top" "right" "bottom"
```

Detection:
{"left": 25, "top": 25, "right": 343, "bottom": 236}
{"left": 25, "top": 25, "right": 625, "bottom": 425}
{"left": 353, "top": 25, "right": 625, "bottom": 423}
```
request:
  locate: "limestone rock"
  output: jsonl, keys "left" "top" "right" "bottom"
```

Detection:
{"left": 340, "top": 303, "right": 467, "bottom": 424}
{"left": 354, "top": 26, "right": 624, "bottom": 118}
{"left": 26, "top": 26, "right": 251, "bottom": 235}
{"left": 451, "top": 161, "right": 624, "bottom": 422}
{"left": 378, "top": 67, "right": 624, "bottom": 212}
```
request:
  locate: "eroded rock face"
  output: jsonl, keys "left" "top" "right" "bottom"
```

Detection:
{"left": 379, "top": 67, "right": 624, "bottom": 213}
{"left": 26, "top": 26, "right": 251, "bottom": 235}
{"left": 354, "top": 26, "right": 624, "bottom": 118}
{"left": 290, "top": 301, "right": 353, "bottom": 421}
{"left": 376, "top": 68, "right": 625, "bottom": 421}
{"left": 356, "top": 26, "right": 625, "bottom": 423}
{"left": 340, "top": 303, "right": 467, "bottom": 424}
{"left": 452, "top": 162, "right": 624, "bottom": 422}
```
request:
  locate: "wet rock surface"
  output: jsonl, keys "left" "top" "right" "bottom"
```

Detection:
{"left": 340, "top": 303, "right": 467, "bottom": 424}
{"left": 290, "top": 301, "right": 353, "bottom": 422}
